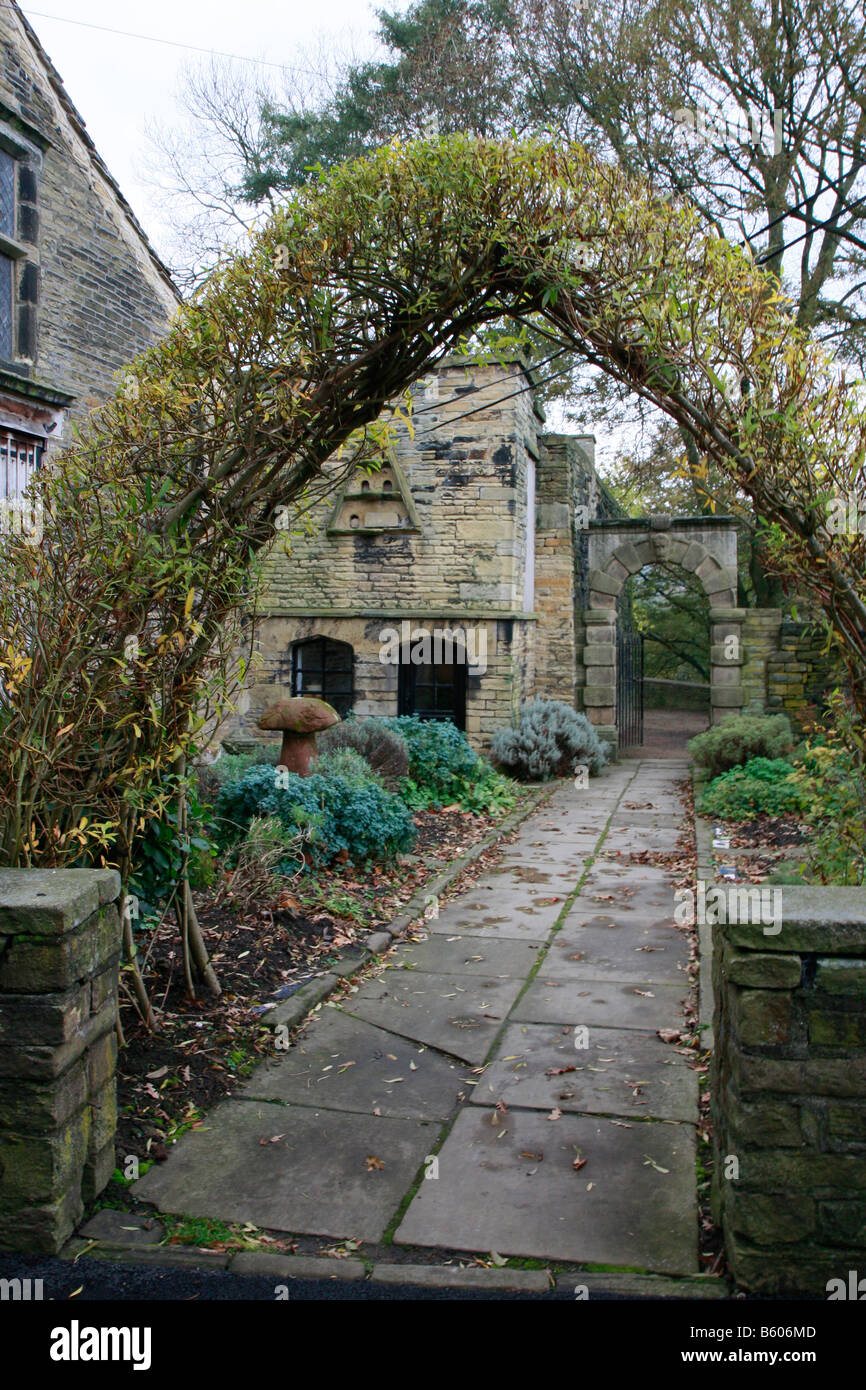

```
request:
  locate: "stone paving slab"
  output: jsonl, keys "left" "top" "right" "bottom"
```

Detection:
{"left": 394, "top": 1106, "right": 698, "bottom": 1272}
{"left": 543, "top": 915, "right": 690, "bottom": 985}
{"left": 579, "top": 885, "right": 673, "bottom": 913}
{"left": 473, "top": 1022, "right": 698, "bottom": 1121}
{"left": 133, "top": 758, "right": 698, "bottom": 1274}
{"left": 135, "top": 1098, "right": 438, "bottom": 1242}
{"left": 513, "top": 976, "right": 688, "bottom": 1031}
{"left": 581, "top": 866, "right": 672, "bottom": 888}
{"left": 601, "top": 831, "right": 683, "bottom": 850}
{"left": 607, "top": 812, "right": 683, "bottom": 828}
{"left": 428, "top": 886, "right": 564, "bottom": 940}
{"left": 242, "top": 1010, "right": 465, "bottom": 1119}
{"left": 390, "top": 933, "right": 543, "bottom": 978}
{"left": 342, "top": 970, "right": 524, "bottom": 1063}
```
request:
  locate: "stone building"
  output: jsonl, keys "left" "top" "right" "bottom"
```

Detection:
{"left": 227, "top": 355, "right": 628, "bottom": 752}
{"left": 0, "top": 2, "right": 177, "bottom": 507}
{"left": 224, "top": 347, "right": 842, "bottom": 760}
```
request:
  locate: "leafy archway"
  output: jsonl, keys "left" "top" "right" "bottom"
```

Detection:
{"left": 1, "top": 134, "right": 863, "bottom": 987}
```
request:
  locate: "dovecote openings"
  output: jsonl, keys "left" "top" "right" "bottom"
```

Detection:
{"left": 327, "top": 450, "right": 420, "bottom": 535}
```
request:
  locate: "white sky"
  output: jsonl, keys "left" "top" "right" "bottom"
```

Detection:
{"left": 19, "top": 1, "right": 387, "bottom": 251}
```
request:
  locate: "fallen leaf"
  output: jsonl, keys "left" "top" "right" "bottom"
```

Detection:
{"left": 365, "top": 1155, "right": 385, "bottom": 1171}
{"left": 572, "top": 1157, "right": 588, "bottom": 1172}
{"left": 546, "top": 1107, "right": 563, "bottom": 1122}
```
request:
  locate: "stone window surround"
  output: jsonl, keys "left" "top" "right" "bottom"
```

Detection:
{"left": 0, "top": 105, "right": 45, "bottom": 373}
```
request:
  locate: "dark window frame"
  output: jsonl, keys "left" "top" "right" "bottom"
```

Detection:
{"left": 398, "top": 649, "right": 468, "bottom": 730}
{"left": 290, "top": 636, "right": 355, "bottom": 718}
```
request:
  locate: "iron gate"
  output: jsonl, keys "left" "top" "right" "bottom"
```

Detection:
{"left": 616, "top": 629, "right": 644, "bottom": 748}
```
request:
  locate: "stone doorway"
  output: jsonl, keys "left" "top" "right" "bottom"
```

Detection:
{"left": 581, "top": 516, "right": 742, "bottom": 757}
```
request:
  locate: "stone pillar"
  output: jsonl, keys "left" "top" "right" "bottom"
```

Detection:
{"left": 709, "top": 606, "right": 746, "bottom": 725}
{"left": 741, "top": 608, "right": 782, "bottom": 714}
{"left": 0, "top": 869, "right": 122, "bottom": 1254}
{"left": 712, "top": 887, "right": 866, "bottom": 1293}
{"left": 580, "top": 606, "right": 617, "bottom": 758}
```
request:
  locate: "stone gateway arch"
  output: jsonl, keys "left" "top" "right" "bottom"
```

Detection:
{"left": 583, "top": 516, "right": 742, "bottom": 753}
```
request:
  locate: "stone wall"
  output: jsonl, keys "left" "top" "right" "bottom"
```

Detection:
{"left": 262, "top": 360, "right": 540, "bottom": 617}
{"left": 712, "top": 887, "right": 866, "bottom": 1293}
{"left": 0, "top": 868, "right": 122, "bottom": 1254}
{"left": 742, "top": 612, "right": 844, "bottom": 720}
{"left": 228, "top": 613, "right": 535, "bottom": 751}
{"left": 0, "top": 5, "right": 177, "bottom": 428}
{"left": 220, "top": 358, "right": 563, "bottom": 751}
{"left": 741, "top": 609, "right": 781, "bottom": 714}
{"left": 767, "top": 621, "right": 845, "bottom": 717}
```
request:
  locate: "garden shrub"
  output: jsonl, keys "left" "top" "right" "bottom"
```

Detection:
{"left": 688, "top": 714, "right": 793, "bottom": 779}
{"left": 317, "top": 717, "right": 408, "bottom": 789}
{"left": 215, "top": 763, "right": 415, "bottom": 867}
{"left": 314, "top": 746, "right": 383, "bottom": 787}
{"left": 789, "top": 696, "right": 866, "bottom": 885}
{"left": 196, "top": 745, "right": 278, "bottom": 803}
{"left": 379, "top": 714, "right": 516, "bottom": 813}
{"left": 697, "top": 757, "right": 804, "bottom": 821}
{"left": 215, "top": 816, "right": 303, "bottom": 908}
{"left": 490, "top": 698, "right": 608, "bottom": 780}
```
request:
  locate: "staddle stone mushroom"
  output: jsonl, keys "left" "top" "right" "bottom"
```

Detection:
{"left": 257, "top": 697, "right": 340, "bottom": 776}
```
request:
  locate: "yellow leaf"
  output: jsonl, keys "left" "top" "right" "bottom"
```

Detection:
{"left": 184, "top": 588, "right": 195, "bottom": 618}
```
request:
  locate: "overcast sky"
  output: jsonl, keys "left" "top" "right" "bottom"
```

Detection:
{"left": 20, "top": 1, "right": 388, "bottom": 251}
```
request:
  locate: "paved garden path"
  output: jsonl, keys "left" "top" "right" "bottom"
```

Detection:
{"left": 137, "top": 758, "right": 699, "bottom": 1274}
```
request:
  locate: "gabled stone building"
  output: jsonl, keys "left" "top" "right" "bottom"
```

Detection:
{"left": 228, "top": 356, "right": 629, "bottom": 751}
{"left": 223, "top": 345, "right": 839, "bottom": 759}
{"left": 0, "top": 2, "right": 177, "bottom": 509}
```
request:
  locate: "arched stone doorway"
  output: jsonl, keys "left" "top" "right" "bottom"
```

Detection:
{"left": 582, "top": 516, "right": 742, "bottom": 756}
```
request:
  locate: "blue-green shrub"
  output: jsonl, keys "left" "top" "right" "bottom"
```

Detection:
{"left": 314, "top": 746, "right": 383, "bottom": 787}
{"left": 379, "top": 714, "right": 515, "bottom": 812}
{"left": 491, "top": 698, "right": 608, "bottom": 780}
{"left": 215, "top": 764, "right": 415, "bottom": 867}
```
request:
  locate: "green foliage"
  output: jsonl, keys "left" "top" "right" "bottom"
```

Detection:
{"left": 630, "top": 565, "right": 710, "bottom": 681}
{"left": 379, "top": 714, "right": 515, "bottom": 812}
{"left": 318, "top": 717, "right": 408, "bottom": 789}
{"left": 196, "top": 746, "right": 278, "bottom": 803}
{"left": 789, "top": 694, "right": 866, "bottom": 885}
{"left": 130, "top": 779, "right": 217, "bottom": 911}
{"left": 216, "top": 815, "right": 303, "bottom": 907}
{"left": 3, "top": 132, "right": 866, "bottom": 891}
{"left": 697, "top": 757, "right": 804, "bottom": 820}
{"left": 491, "top": 698, "right": 608, "bottom": 780}
{"left": 314, "top": 746, "right": 383, "bottom": 787}
{"left": 215, "top": 764, "right": 415, "bottom": 867}
{"left": 688, "top": 714, "right": 794, "bottom": 778}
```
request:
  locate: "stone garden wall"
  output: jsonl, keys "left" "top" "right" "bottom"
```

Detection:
{"left": 0, "top": 869, "right": 122, "bottom": 1254}
{"left": 712, "top": 887, "right": 866, "bottom": 1293}
{"left": 742, "top": 611, "right": 843, "bottom": 720}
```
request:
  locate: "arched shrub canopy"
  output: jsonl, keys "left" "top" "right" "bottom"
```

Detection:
{"left": 2, "top": 134, "right": 864, "bottom": 867}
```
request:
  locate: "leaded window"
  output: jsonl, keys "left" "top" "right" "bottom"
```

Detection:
{"left": 290, "top": 637, "right": 354, "bottom": 718}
